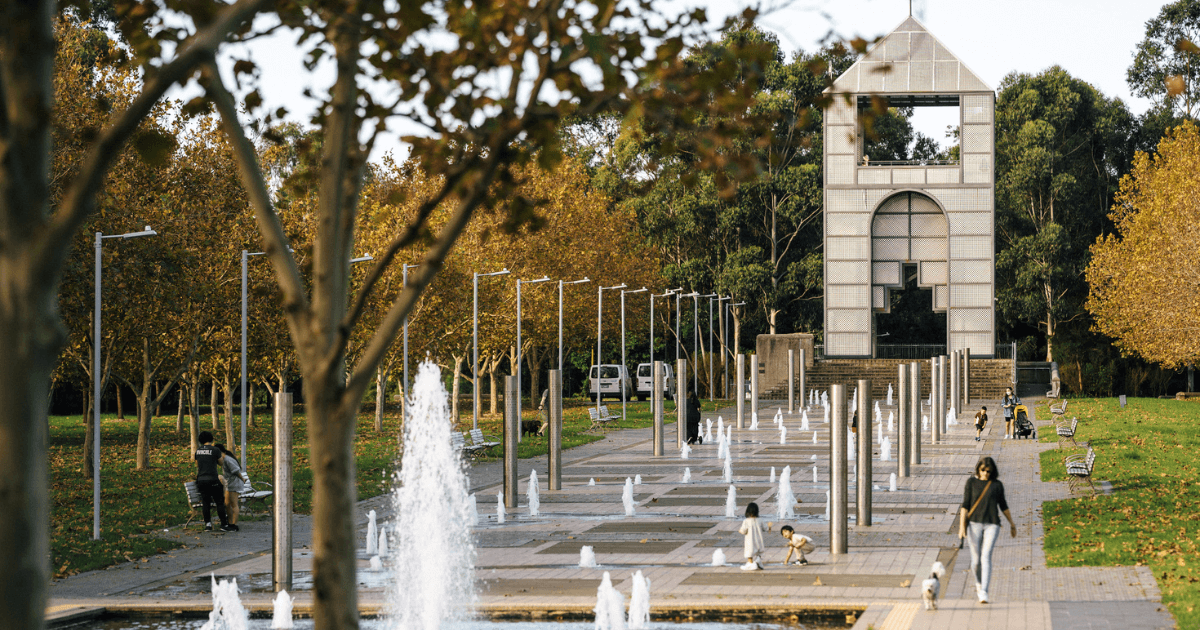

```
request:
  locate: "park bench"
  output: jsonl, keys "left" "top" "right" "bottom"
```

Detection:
{"left": 1055, "top": 417, "right": 1083, "bottom": 448}
{"left": 1065, "top": 447, "right": 1097, "bottom": 495}
{"left": 468, "top": 428, "right": 501, "bottom": 454}
{"left": 184, "top": 479, "right": 274, "bottom": 528}
{"left": 1050, "top": 398, "right": 1069, "bottom": 419}
{"left": 588, "top": 405, "right": 620, "bottom": 431}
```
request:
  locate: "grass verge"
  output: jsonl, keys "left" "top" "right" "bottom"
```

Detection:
{"left": 1036, "top": 397, "right": 1200, "bottom": 627}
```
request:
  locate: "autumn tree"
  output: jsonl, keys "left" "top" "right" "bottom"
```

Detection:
{"left": 1087, "top": 121, "right": 1200, "bottom": 369}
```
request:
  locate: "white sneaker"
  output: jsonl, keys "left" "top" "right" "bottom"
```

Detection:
{"left": 755, "top": 558, "right": 764, "bottom": 570}
{"left": 740, "top": 562, "right": 759, "bottom": 571}
{"left": 979, "top": 590, "right": 989, "bottom": 604}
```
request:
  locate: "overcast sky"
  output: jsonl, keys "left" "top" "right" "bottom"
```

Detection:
{"left": 218, "top": 0, "right": 1167, "bottom": 161}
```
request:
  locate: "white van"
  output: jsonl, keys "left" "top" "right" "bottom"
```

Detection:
{"left": 588, "top": 364, "right": 632, "bottom": 401}
{"left": 635, "top": 362, "right": 675, "bottom": 401}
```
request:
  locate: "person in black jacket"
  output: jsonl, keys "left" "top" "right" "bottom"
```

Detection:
{"left": 958, "top": 456, "right": 1017, "bottom": 604}
{"left": 685, "top": 392, "right": 702, "bottom": 444}
{"left": 195, "top": 431, "right": 233, "bottom": 532}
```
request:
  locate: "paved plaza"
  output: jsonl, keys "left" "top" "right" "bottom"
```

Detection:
{"left": 48, "top": 397, "right": 1177, "bottom": 629}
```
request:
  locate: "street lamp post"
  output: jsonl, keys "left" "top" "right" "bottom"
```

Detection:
{"left": 516, "top": 276, "right": 552, "bottom": 441}
{"left": 596, "top": 283, "right": 626, "bottom": 416}
{"left": 401, "top": 263, "right": 418, "bottom": 410}
{"left": 727, "top": 301, "right": 746, "bottom": 399}
{"left": 473, "top": 268, "right": 510, "bottom": 430}
{"left": 711, "top": 296, "right": 730, "bottom": 401}
{"left": 649, "top": 289, "right": 677, "bottom": 392}
{"left": 620, "top": 287, "right": 647, "bottom": 420}
{"left": 94, "top": 226, "right": 158, "bottom": 540}
{"left": 558, "top": 277, "right": 591, "bottom": 378}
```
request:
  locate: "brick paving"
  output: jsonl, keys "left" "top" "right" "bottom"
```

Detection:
{"left": 47, "top": 396, "right": 1177, "bottom": 629}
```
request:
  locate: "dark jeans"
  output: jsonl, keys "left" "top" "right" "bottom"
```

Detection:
{"left": 197, "top": 479, "right": 227, "bottom": 526}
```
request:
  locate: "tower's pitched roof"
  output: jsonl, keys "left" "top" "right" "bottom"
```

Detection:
{"left": 829, "top": 16, "right": 991, "bottom": 94}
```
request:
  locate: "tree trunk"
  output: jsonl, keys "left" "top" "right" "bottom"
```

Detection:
{"left": 210, "top": 380, "right": 219, "bottom": 430}
{"left": 135, "top": 379, "right": 154, "bottom": 470}
{"left": 189, "top": 381, "right": 200, "bottom": 459}
{"left": 488, "top": 362, "right": 498, "bottom": 416}
{"left": 115, "top": 381, "right": 124, "bottom": 419}
{"left": 175, "top": 388, "right": 184, "bottom": 433}
{"left": 527, "top": 345, "right": 544, "bottom": 405}
{"left": 248, "top": 382, "right": 256, "bottom": 428}
{"left": 451, "top": 353, "right": 464, "bottom": 424}
{"left": 223, "top": 370, "right": 236, "bottom": 453}
{"left": 374, "top": 365, "right": 389, "bottom": 433}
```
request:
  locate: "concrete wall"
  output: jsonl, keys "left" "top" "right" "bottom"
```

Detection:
{"left": 755, "top": 333, "right": 815, "bottom": 392}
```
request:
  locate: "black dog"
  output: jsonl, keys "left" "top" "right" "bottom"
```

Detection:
{"left": 521, "top": 419, "right": 545, "bottom": 437}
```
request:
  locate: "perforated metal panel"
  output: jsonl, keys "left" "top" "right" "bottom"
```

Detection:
{"left": 950, "top": 308, "right": 993, "bottom": 332}
{"left": 878, "top": 195, "right": 911, "bottom": 214}
{"left": 911, "top": 33, "right": 934, "bottom": 60}
{"left": 962, "top": 124, "right": 993, "bottom": 153}
{"left": 919, "top": 261, "right": 947, "bottom": 285}
{"left": 886, "top": 62, "right": 910, "bottom": 91}
{"left": 910, "top": 61, "right": 933, "bottom": 90}
{"left": 950, "top": 260, "right": 992, "bottom": 283}
{"left": 927, "top": 167, "right": 959, "bottom": 184}
{"left": 827, "top": 214, "right": 870, "bottom": 236}
{"left": 827, "top": 127, "right": 856, "bottom": 155}
{"left": 825, "top": 333, "right": 871, "bottom": 356}
{"left": 950, "top": 284, "right": 992, "bottom": 307}
{"left": 950, "top": 333, "right": 993, "bottom": 355}
{"left": 911, "top": 213, "right": 948, "bottom": 237}
{"left": 828, "top": 155, "right": 856, "bottom": 185}
{"left": 950, "top": 236, "right": 992, "bottom": 259}
{"left": 872, "top": 285, "right": 886, "bottom": 309}
{"left": 861, "top": 62, "right": 886, "bottom": 91}
{"left": 934, "top": 61, "right": 958, "bottom": 90}
{"left": 911, "top": 195, "right": 942, "bottom": 213}
{"left": 872, "top": 262, "right": 901, "bottom": 286}
{"left": 872, "top": 214, "right": 909, "bottom": 237}
{"left": 963, "top": 154, "right": 992, "bottom": 183}
{"left": 893, "top": 168, "right": 926, "bottom": 184}
{"left": 827, "top": 261, "right": 869, "bottom": 283}
{"left": 910, "top": 237, "right": 947, "bottom": 260}
{"left": 934, "top": 41, "right": 955, "bottom": 61}
{"left": 828, "top": 309, "right": 871, "bottom": 332}
{"left": 828, "top": 237, "right": 871, "bottom": 260}
{"left": 949, "top": 212, "right": 992, "bottom": 236}
{"left": 872, "top": 238, "right": 908, "bottom": 261}
{"left": 884, "top": 36, "right": 909, "bottom": 61}
{"left": 827, "top": 101, "right": 856, "bottom": 126}
{"left": 963, "top": 95, "right": 993, "bottom": 123}
{"left": 858, "top": 169, "right": 891, "bottom": 185}
{"left": 827, "top": 285, "right": 870, "bottom": 308}
{"left": 934, "top": 285, "right": 949, "bottom": 310}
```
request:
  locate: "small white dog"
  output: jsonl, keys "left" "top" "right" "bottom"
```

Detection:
{"left": 921, "top": 561, "right": 946, "bottom": 610}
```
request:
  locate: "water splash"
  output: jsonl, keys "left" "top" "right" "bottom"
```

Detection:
{"left": 749, "top": 412, "right": 758, "bottom": 431}
{"left": 850, "top": 387, "right": 857, "bottom": 414}
{"left": 527, "top": 470, "right": 540, "bottom": 517}
{"left": 366, "top": 510, "right": 378, "bottom": 556}
{"left": 801, "top": 410, "right": 809, "bottom": 431}
{"left": 716, "top": 416, "right": 724, "bottom": 438}
{"left": 813, "top": 431, "right": 818, "bottom": 444}
{"left": 922, "top": 414, "right": 929, "bottom": 431}
{"left": 711, "top": 550, "right": 727, "bottom": 566}
{"left": 889, "top": 472, "right": 897, "bottom": 492}
{"left": 622, "top": 478, "right": 636, "bottom": 516}
{"left": 887, "top": 384, "right": 893, "bottom": 406}
{"left": 496, "top": 491, "right": 506, "bottom": 524}
{"left": 878, "top": 420, "right": 884, "bottom": 445}
{"left": 467, "top": 494, "right": 478, "bottom": 527}
{"left": 769, "top": 467, "right": 776, "bottom": 483}
{"left": 848, "top": 432, "right": 856, "bottom": 460}
{"left": 823, "top": 404, "right": 830, "bottom": 424}
{"left": 948, "top": 407, "right": 958, "bottom": 426}
{"left": 705, "top": 419, "right": 713, "bottom": 443}
{"left": 378, "top": 524, "right": 389, "bottom": 558}
{"left": 776, "top": 465, "right": 795, "bottom": 519}
{"left": 627, "top": 571, "right": 651, "bottom": 630}
{"left": 593, "top": 572, "right": 626, "bottom": 630}
{"left": 200, "top": 575, "right": 247, "bottom": 630}
{"left": 589, "top": 478, "right": 596, "bottom": 486}
{"left": 682, "top": 468, "right": 691, "bottom": 484}
{"left": 874, "top": 400, "right": 881, "bottom": 424}
{"left": 579, "top": 545, "right": 598, "bottom": 568}
{"left": 390, "top": 360, "right": 475, "bottom": 630}
{"left": 370, "top": 556, "right": 383, "bottom": 571}
{"left": 824, "top": 490, "right": 831, "bottom": 521}
{"left": 723, "top": 455, "right": 733, "bottom": 483}
{"left": 634, "top": 474, "right": 642, "bottom": 485}
{"left": 725, "top": 484, "right": 737, "bottom": 518}
{"left": 680, "top": 443, "right": 690, "bottom": 460}
{"left": 812, "top": 466, "right": 818, "bottom": 484}
{"left": 270, "top": 589, "right": 293, "bottom": 630}
{"left": 779, "top": 424, "right": 787, "bottom": 445}
{"left": 880, "top": 436, "right": 892, "bottom": 461}
{"left": 887, "top": 411, "right": 894, "bottom": 433}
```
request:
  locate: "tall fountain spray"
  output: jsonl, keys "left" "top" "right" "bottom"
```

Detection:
{"left": 880, "top": 436, "right": 892, "bottom": 461}
{"left": 202, "top": 575, "right": 248, "bottom": 630}
{"left": 887, "top": 383, "right": 893, "bottom": 406}
{"left": 725, "top": 484, "right": 738, "bottom": 518}
{"left": 705, "top": 419, "right": 713, "bottom": 443}
{"left": 496, "top": 491, "right": 506, "bottom": 523}
{"left": 874, "top": 400, "right": 881, "bottom": 423}
{"left": 769, "top": 467, "right": 776, "bottom": 483}
{"left": 948, "top": 407, "right": 958, "bottom": 426}
{"left": 682, "top": 468, "right": 691, "bottom": 484}
{"left": 813, "top": 431, "right": 818, "bottom": 444}
{"left": 889, "top": 472, "right": 898, "bottom": 492}
{"left": 634, "top": 474, "right": 642, "bottom": 485}
{"left": 271, "top": 590, "right": 294, "bottom": 629}
{"left": 776, "top": 465, "right": 795, "bottom": 519}
{"left": 723, "top": 454, "right": 733, "bottom": 483}
{"left": 887, "top": 411, "right": 894, "bottom": 432}
{"left": 628, "top": 571, "right": 652, "bottom": 630}
{"left": 579, "top": 546, "right": 598, "bottom": 568}
{"left": 680, "top": 443, "right": 690, "bottom": 459}
{"left": 390, "top": 360, "right": 476, "bottom": 630}
{"left": 467, "top": 494, "right": 479, "bottom": 526}
{"left": 589, "top": 478, "right": 596, "bottom": 486}
{"left": 801, "top": 410, "right": 809, "bottom": 431}
{"left": 623, "top": 478, "right": 636, "bottom": 516}
{"left": 779, "top": 424, "right": 787, "bottom": 445}
{"left": 366, "top": 510, "right": 378, "bottom": 555}
{"left": 848, "top": 432, "right": 856, "bottom": 460}
{"left": 528, "top": 470, "right": 540, "bottom": 517}
{"left": 812, "top": 465, "right": 818, "bottom": 484}
{"left": 825, "top": 490, "right": 831, "bottom": 521}
{"left": 711, "top": 550, "right": 727, "bottom": 566}
{"left": 717, "top": 416, "right": 724, "bottom": 437}
{"left": 749, "top": 412, "right": 758, "bottom": 431}
{"left": 593, "top": 572, "right": 626, "bottom": 630}
{"left": 378, "top": 524, "right": 389, "bottom": 558}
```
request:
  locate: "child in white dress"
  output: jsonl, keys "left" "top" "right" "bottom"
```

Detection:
{"left": 738, "top": 502, "right": 764, "bottom": 570}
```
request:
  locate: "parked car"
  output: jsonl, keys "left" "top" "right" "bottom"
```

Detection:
{"left": 587, "top": 364, "right": 632, "bottom": 401}
{"left": 635, "top": 362, "right": 676, "bottom": 401}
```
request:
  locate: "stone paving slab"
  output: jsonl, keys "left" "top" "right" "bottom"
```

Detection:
{"left": 47, "top": 398, "right": 1178, "bottom": 629}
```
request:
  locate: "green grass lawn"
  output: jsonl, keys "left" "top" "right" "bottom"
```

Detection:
{"left": 49, "top": 395, "right": 728, "bottom": 578}
{"left": 1036, "top": 397, "right": 1200, "bottom": 627}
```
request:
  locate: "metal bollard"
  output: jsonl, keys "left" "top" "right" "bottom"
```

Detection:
{"left": 750, "top": 354, "right": 759, "bottom": 425}
{"left": 931, "top": 357, "right": 942, "bottom": 444}
{"left": 856, "top": 379, "right": 872, "bottom": 528}
{"left": 787, "top": 349, "right": 795, "bottom": 414}
{"left": 504, "top": 375, "right": 518, "bottom": 509}
{"left": 950, "top": 350, "right": 960, "bottom": 415}
{"left": 909, "top": 361, "right": 921, "bottom": 466}
{"left": 799, "top": 348, "right": 807, "bottom": 409}
{"left": 736, "top": 354, "right": 746, "bottom": 429}
{"left": 548, "top": 369, "right": 562, "bottom": 491}
{"left": 273, "top": 392, "right": 293, "bottom": 593}
{"left": 898, "top": 363, "right": 909, "bottom": 478}
{"left": 964, "top": 348, "right": 972, "bottom": 406}
{"left": 940, "top": 355, "right": 949, "bottom": 435}
{"left": 677, "top": 358, "right": 687, "bottom": 449}
{"left": 830, "top": 383, "right": 848, "bottom": 555}
{"left": 653, "top": 361, "right": 664, "bottom": 456}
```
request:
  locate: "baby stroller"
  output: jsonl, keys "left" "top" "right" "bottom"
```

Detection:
{"left": 1013, "top": 404, "right": 1036, "bottom": 439}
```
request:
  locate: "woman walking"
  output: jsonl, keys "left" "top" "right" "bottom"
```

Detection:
{"left": 958, "top": 456, "right": 1017, "bottom": 604}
